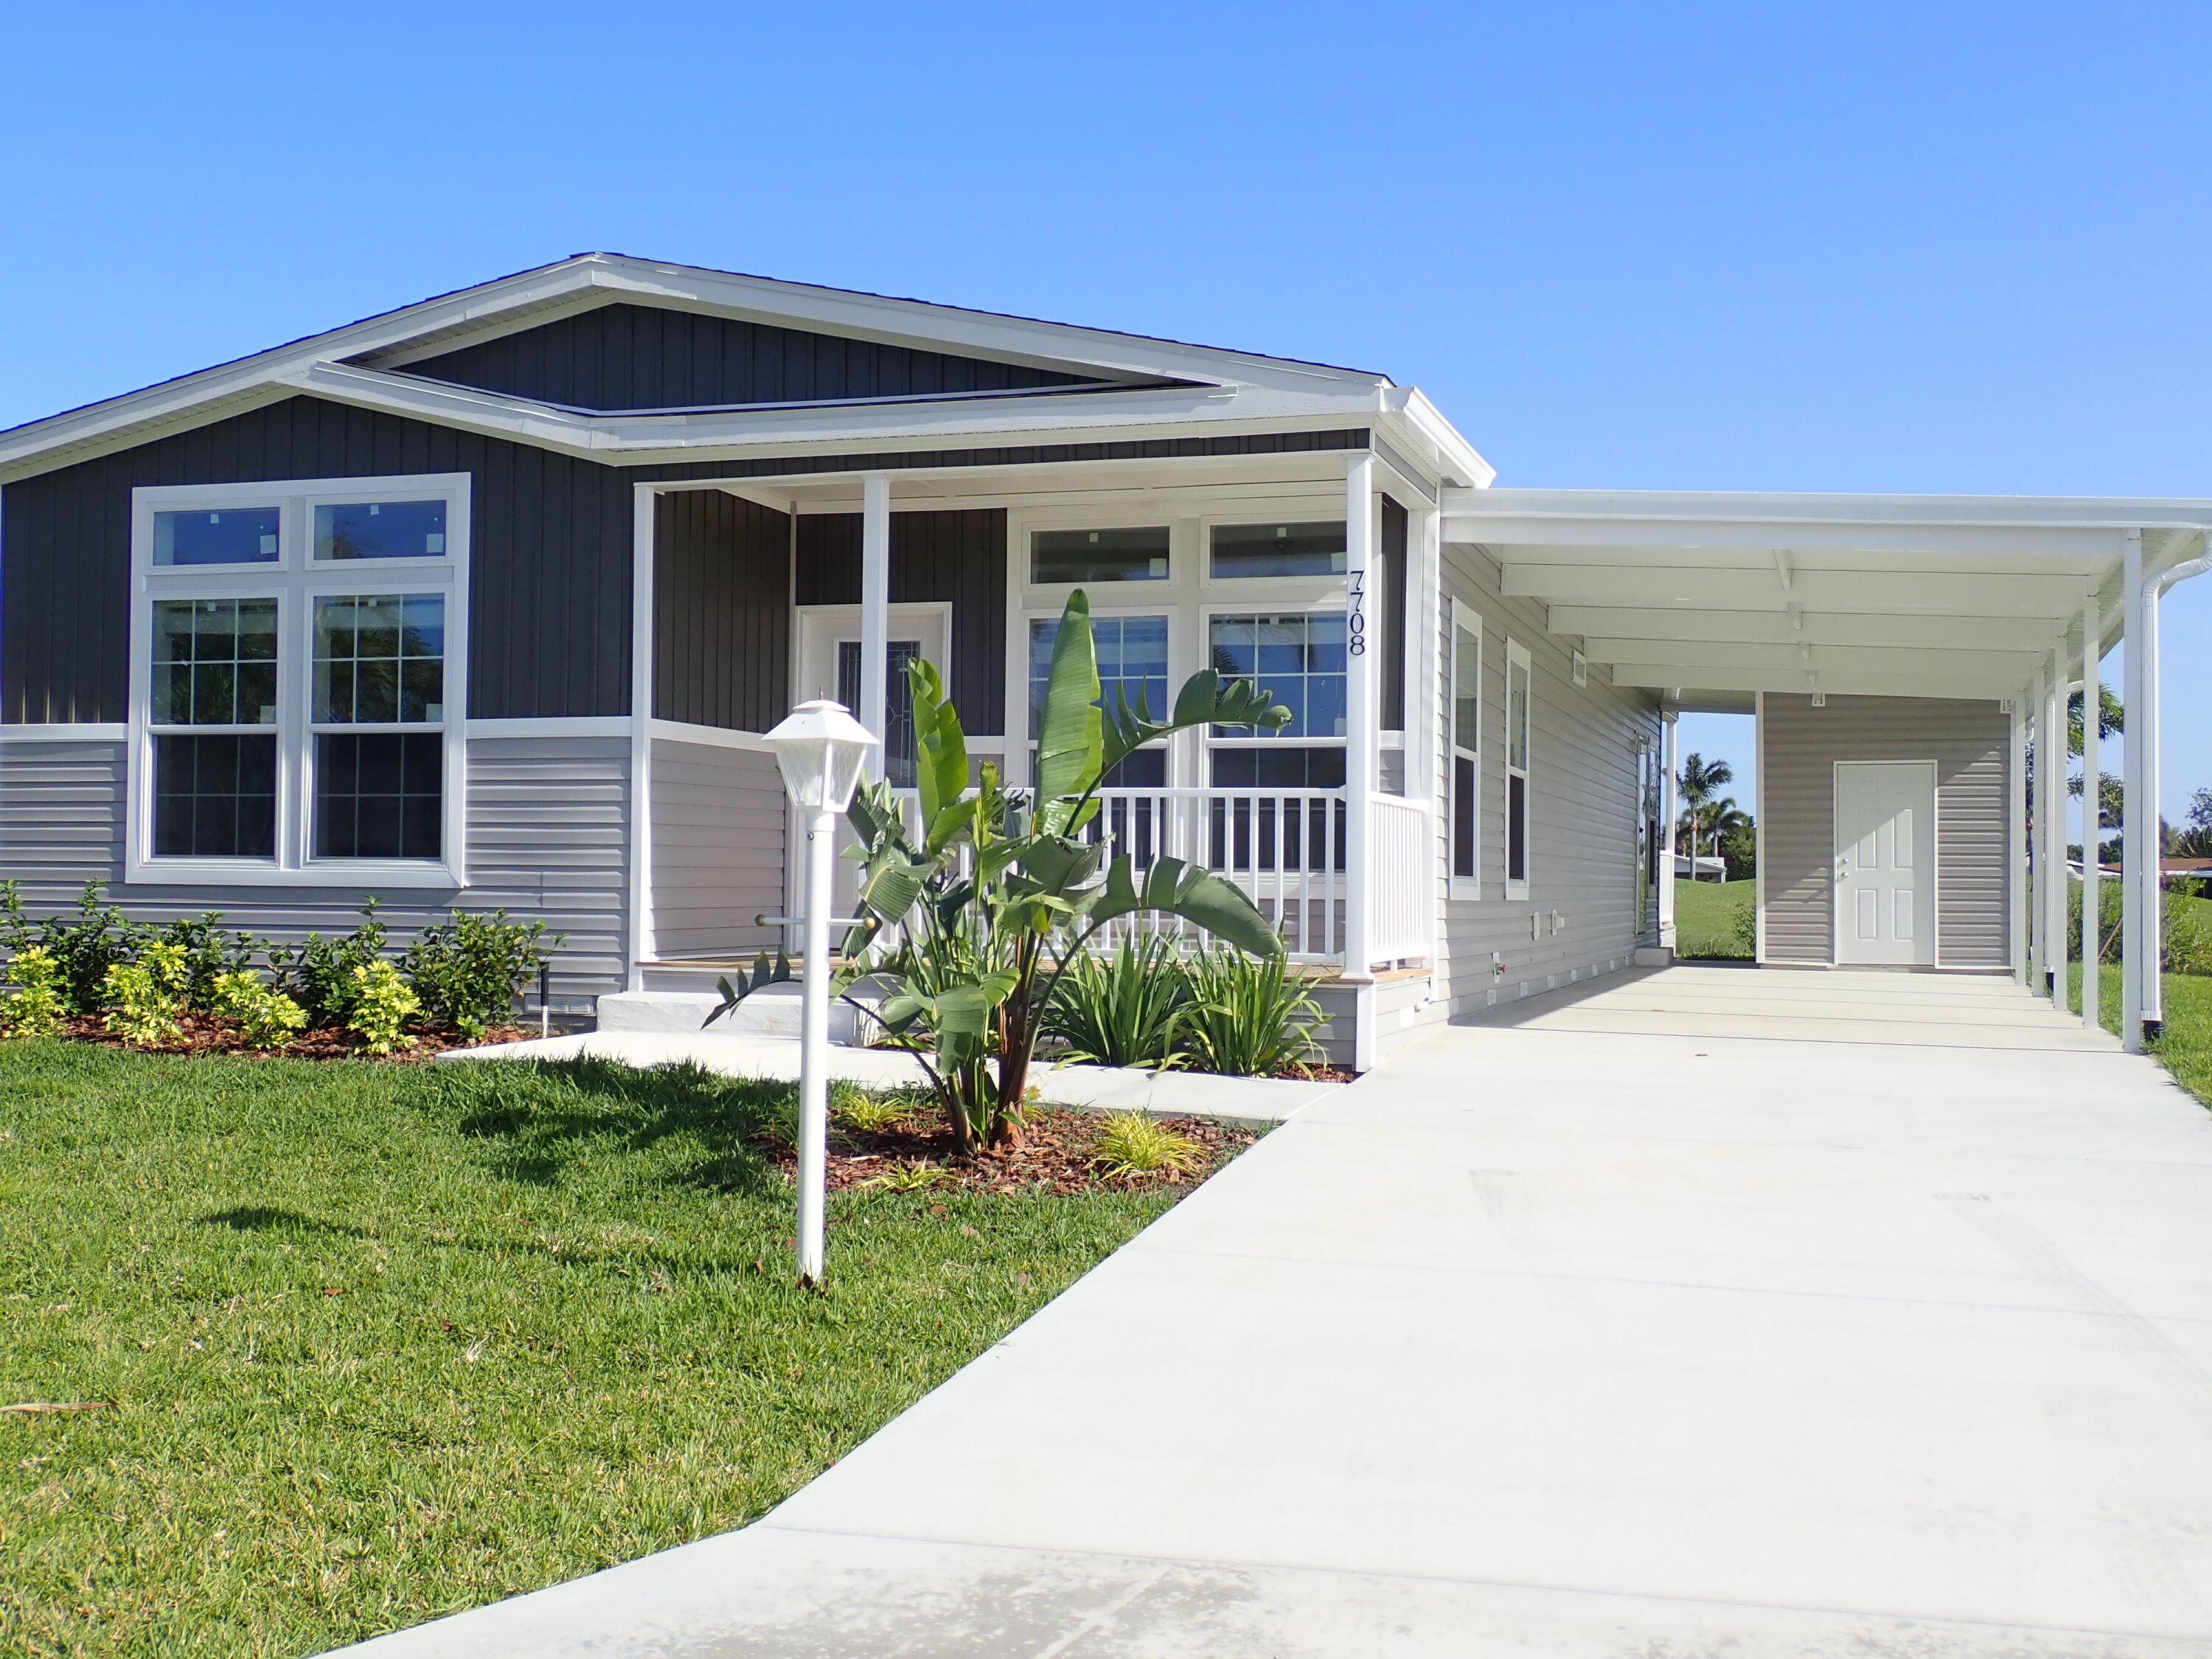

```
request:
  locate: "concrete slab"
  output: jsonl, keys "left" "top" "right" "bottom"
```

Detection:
{"left": 337, "top": 967, "right": 2212, "bottom": 1658}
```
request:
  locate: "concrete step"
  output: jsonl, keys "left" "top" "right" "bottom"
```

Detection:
{"left": 597, "top": 982, "right": 884, "bottom": 1045}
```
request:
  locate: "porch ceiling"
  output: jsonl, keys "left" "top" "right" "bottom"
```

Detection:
{"left": 1441, "top": 488, "right": 2212, "bottom": 705}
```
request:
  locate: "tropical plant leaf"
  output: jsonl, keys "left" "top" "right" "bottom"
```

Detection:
{"left": 1087, "top": 855, "right": 1283, "bottom": 959}
{"left": 1033, "top": 592, "right": 1103, "bottom": 810}
{"left": 908, "top": 657, "right": 973, "bottom": 855}
{"left": 701, "top": 950, "right": 795, "bottom": 1027}
{"left": 859, "top": 856, "right": 933, "bottom": 928}
{"left": 1101, "top": 666, "right": 1293, "bottom": 777}
{"left": 1015, "top": 835, "right": 1108, "bottom": 900}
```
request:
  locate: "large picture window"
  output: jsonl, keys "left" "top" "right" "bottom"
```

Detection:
{"left": 129, "top": 475, "right": 468, "bottom": 886}
{"left": 1029, "top": 613, "right": 1169, "bottom": 787}
{"left": 1505, "top": 638, "right": 1532, "bottom": 900}
{"left": 1450, "top": 602, "right": 1481, "bottom": 895}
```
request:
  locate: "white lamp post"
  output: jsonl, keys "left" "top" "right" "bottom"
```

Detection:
{"left": 762, "top": 698, "right": 880, "bottom": 1286}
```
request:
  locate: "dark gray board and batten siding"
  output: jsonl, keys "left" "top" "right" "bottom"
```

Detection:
{"left": 1760, "top": 693, "right": 2010, "bottom": 969}
{"left": 654, "top": 489, "right": 793, "bottom": 733}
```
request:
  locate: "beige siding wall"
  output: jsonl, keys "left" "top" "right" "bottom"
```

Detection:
{"left": 1760, "top": 694, "right": 2011, "bottom": 968}
{"left": 1424, "top": 543, "right": 1664, "bottom": 1021}
{"left": 647, "top": 737, "right": 787, "bottom": 959}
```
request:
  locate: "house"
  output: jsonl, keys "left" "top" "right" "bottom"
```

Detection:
{"left": 2, "top": 254, "right": 2206, "bottom": 1064}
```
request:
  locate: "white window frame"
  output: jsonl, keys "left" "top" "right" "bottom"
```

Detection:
{"left": 1503, "top": 636, "right": 1532, "bottom": 902}
{"left": 1012, "top": 603, "right": 1180, "bottom": 787}
{"left": 128, "top": 473, "right": 470, "bottom": 888}
{"left": 1448, "top": 599, "right": 1483, "bottom": 900}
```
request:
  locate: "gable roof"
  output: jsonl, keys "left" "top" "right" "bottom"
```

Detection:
{"left": 1, "top": 254, "right": 1492, "bottom": 485}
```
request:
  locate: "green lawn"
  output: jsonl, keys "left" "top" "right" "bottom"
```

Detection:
{"left": 1673, "top": 878, "right": 1754, "bottom": 959}
{"left": 0, "top": 1046, "right": 1197, "bottom": 1658}
{"left": 2066, "top": 961, "right": 2212, "bottom": 1107}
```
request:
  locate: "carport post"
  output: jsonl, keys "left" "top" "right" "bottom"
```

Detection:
{"left": 2080, "top": 588, "right": 2101, "bottom": 1034}
{"left": 2028, "top": 664, "right": 2051, "bottom": 995}
{"left": 2121, "top": 532, "right": 2146, "bottom": 1051}
{"left": 2008, "top": 691, "right": 2028, "bottom": 986}
{"left": 1659, "top": 712, "right": 1679, "bottom": 951}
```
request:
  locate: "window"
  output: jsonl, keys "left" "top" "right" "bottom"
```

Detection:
{"left": 1206, "top": 613, "right": 1345, "bottom": 738}
{"left": 838, "top": 639, "right": 923, "bottom": 787}
{"left": 1450, "top": 602, "right": 1481, "bottom": 894}
{"left": 1032, "top": 526, "right": 1169, "bottom": 585}
{"left": 130, "top": 475, "right": 467, "bottom": 886}
{"left": 1505, "top": 639, "right": 1531, "bottom": 899}
{"left": 1029, "top": 613, "right": 1169, "bottom": 787}
{"left": 1209, "top": 521, "right": 1346, "bottom": 580}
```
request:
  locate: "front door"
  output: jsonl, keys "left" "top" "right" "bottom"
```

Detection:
{"left": 796, "top": 607, "right": 949, "bottom": 788}
{"left": 1834, "top": 760, "right": 1937, "bottom": 966}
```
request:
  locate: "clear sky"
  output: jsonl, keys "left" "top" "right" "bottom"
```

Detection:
{"left": 2, "top": 1, "right": 2205, "bottom": 821}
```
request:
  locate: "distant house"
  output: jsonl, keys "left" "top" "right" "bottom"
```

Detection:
{"left": 2, "top": 254, "right": 2205, "bottom": 1060}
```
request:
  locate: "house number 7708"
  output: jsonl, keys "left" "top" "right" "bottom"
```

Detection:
{"left": 1346, "top": 568, "right": 1367, "bottom": 656}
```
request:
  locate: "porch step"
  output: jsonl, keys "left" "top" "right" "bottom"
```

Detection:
{"left": 597, "top": 981, "right": 884, "bottom": 1044}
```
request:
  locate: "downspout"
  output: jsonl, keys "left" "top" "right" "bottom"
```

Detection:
{"left": 2139, "top": 543, "right": 2212, "bottom": 1039}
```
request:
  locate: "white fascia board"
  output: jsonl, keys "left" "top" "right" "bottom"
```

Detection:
{"left": 1548, "top": 605, "right": 2062, "bottom": 653}
{"left": 1499, "top": 563, "right": 2099, "bottom": 619}
{"left": 1380, "top": 389, "right": 1495, "bottom": 490}
{"left": 1582, "top": 639, "right": 2045, "bottom": 681}
{"left": 1453, "top": 511, "right": 2135, "bottom": 559}
{"left": 1608, "top": 664, "right": 2023, "bottom": 700}
{"left": 274, "top": 361, "right": 1390, "bottom": 462}
{"left": 1447, "top": 484, "right": 2212, "bottom": 529}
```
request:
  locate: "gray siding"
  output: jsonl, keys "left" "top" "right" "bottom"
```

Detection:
{"left": 1760, "top": 694, "right": 2010, "bottom": 969}
{"left": 649, "top": 737, "right": 786, "bottom": 959}
{"left": 0, "top": 735, "right": 633, "bottom": 1004}
{"left": 1, "top": 394, "right": 636, "bottom": 725}
{"left": 1430, "top": 543, "right": 1664, "bottom": 1014}
{"left": 654, "top": 490, "right": 792, "bottom": 731}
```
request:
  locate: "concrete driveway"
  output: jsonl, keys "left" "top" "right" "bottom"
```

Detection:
{"left": 336, "top": 967, "right": 2212, "bottom": 1658}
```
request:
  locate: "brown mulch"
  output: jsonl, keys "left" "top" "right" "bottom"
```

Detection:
{"left": 52, "top": 1013, "right": 533, "bottom": 1062}
{"left": 1273, "top": 1061, "right": 1354, "bottom": 1083}
{"left": 762, "top": 1105, "right": 1255, "bottom": 1198}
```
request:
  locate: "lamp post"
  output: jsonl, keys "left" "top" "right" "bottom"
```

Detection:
{"left": 762, "top": 698, "right": 879, "bottom": 1286}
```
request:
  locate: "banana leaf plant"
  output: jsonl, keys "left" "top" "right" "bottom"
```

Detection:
{"left": 706, "top": 589, "right": 1292, "bottom": 1157}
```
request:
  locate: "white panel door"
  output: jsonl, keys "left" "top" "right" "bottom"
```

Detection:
{"left": 1833, "top": 761, "right": 1937, "bottom": 966}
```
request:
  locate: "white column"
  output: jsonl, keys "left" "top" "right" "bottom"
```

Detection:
{"left": 2080, "top": 589, "right": 2101, "bottom": 1032}
{"left": 1413, "top": 504, "right": 1443, "bottom": 971}
{"left": 859, "top": 475, "right": 891, "bottom": 779}
{"left": 2043, "top": 639, "right": 2067, "bottom": 1001}
{"left": 1659, "top": 711, "right": 1680, "bottom": 951}
{"left": 2008, "top": 689, "right": 2028, "bottom": 985}
{"left": 2121, "top": 532, "right": 2146, "bottom": 1050}
{"left": 795, "top": 804, "right": 835, "bottom": 1284}
{"left": 625, "top": 484, "right": 659, "bottom": 991}
{"left": 1343, "top": 456, "right": 1377, "bottom": 1000}
{"left": 2028, "top": 666, "right": 2050, "bottom": 995}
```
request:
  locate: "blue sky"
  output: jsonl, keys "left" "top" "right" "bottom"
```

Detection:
{"left": 3, "top": 1, "right": 2206, "bottom": 822}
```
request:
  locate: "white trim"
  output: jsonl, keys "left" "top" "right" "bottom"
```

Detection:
{"left": 2008, "top": 689, "right": 2029, "bottom": 987}
{"left": 1447, "top": 598, "right": 1483, "bottom": 900}
{"left": 125, "top": 473, "right": 469, "bottom": 889}
{"left": 1753, "top": 692, "right": 1767, "bottom": 964}
{"left": 627, "top": 485, "right": 658, "bottom": 990}
{"left": 645, "top": 719, "right": 775, "bottom": 753}
{"left": 1, "top": 723, "right": 130, "bottom": 742}
{"left": 1010, "top": 602, "right": 1178, "bottom": 786}
{"left": 1503, "top": 636, "right": 1532, "bottom": 902}
{"left": 1343, "top": 456, "right": 1377, "bottom": 995}
{"left": 467, "top": 716, "right": 633, "bottom": 739}
{"left": 1830, "top": 759, "right": 1940, "bottom": 969}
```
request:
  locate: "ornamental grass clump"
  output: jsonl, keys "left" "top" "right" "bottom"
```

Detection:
{"left": 1176, "top": 946, "right": 1324, "bottom": 1077}
{"left": 0, "top": 945, "right": 68, "bottom": 1038}
{"left": 1089, "top": 1112, "right": 1203, "bottom": 1183}
{"left": 1042, "top": 931, "right": 1189, "bottom": 1070}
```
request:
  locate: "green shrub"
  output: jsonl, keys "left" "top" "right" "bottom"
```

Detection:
{"left": 1175, "top": 947, "right": 1324, "bottom": 1077}
{"left": 1089, "top": 1112, "right": 1203, "bottom": 1181}
{"left": 210, "top": 970, "right": 307, "bottom": 1050}
{"left": 0, "top": 945, "right": 69, "bottom": 1038}
{"left": 345, "top": 960, "right": 420, "bottom": 1054}
{"left": 154, "top": 913, "right": 265, "bottom": 1005}
{"left": 1042, "top": 931, "right": 1189, "bottom": 1069}
{"left": 398, "top": 909, "right": 560, "bottom": 1037}
{"left": 1733, "top": 897, "right": 1757, "bottom": 956}
{"left": 1, "top": 879, "right": 145, "bottom": 1013}
{"left": 271, "top": 903, "right": 389, "bottom": 1026}
{"left": 100, "top": 941, "right": 189, "bottom": 1047}
{"left": 833, "top": 1082, "right": 924, "bottom": 1134}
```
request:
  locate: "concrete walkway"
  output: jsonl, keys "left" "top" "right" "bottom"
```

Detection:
{"left": 338, "top": 967, "right": 2212, "bottom": 1658}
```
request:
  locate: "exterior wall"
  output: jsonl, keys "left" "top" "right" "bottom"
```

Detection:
{"left": 1427, "top": 542, "right": 1663, "bottom": 1016}
{"left": 647, "top": 737, "right": 786, "bottom": 960}
{"left": 654, "top": 489, "right": 793, "bottom": 732}
{"left": 404, "top": 302, "right": 1096, "bottom": 411}
{"left": 1, "top": 394, "right": 635, "bottom": 724}
{"left": 1760, "top": 693, "right": 2010, "bottom": 969}
{"left": 0, "top": 734, "right": 633, "bottom": 1006}
{"left": 796, "top": 508, "right": 1009, "bottom": 734}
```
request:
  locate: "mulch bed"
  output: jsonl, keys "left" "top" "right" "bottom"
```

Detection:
{"left": 764, "top": 1105, "right": 1256, "bottom": 1197}
{"left": 52, "top": 1014, "right": 532, "bottom": 1062}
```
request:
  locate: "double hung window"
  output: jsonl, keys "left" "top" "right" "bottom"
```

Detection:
{"left": 1504, "top": 638, "right": 1532, "bottom": 900}
{"left": 1027, "top": 612, "right": 1170, "bottom": 787}
{"left": 130, "top": 475, "right": 468, "bottom": 886}
{"left": 1449, "top": 602, "right": 1482, "bottom": 894}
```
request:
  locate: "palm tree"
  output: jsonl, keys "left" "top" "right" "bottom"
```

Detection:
{"left": 1676, "top": 753, "right": 1734, "bottom": 870}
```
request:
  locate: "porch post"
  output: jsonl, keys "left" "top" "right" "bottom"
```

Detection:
{"left": 1413, "top": 503, "right": 1443, "bottom": 970}
{"left": 1659, "top": 710, "right": 1679, "bottom": 952}
{"left": 860, "top": 475, "right": 891, "bottom": 779}
{"left": 2121, "top": 531, "right": 2146, "bottom": 1050}
{"left": 2008, "top": 688, "right": 2028, "bottom": 986}
{"left": 2080, "top": 587, "right": 2101, "bottom": 1033}
{"left": 2042, "top": 635, "right": 2067, "bottom": 1001}
{"left": 2029, "top": 664, "right": 2051, "bottom": 995}
{"left": 626, "top": 484, "right": 659, "bottom": 991}
{"left": 1343, "top": 453, "right": 1377, "bottom": 984}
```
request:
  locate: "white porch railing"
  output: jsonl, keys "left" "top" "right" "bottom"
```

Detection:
{"left": 1367, "top": 794, "right": 1433, "bottom": 964}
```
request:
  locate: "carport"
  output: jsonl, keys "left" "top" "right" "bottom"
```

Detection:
{"left": 1441, "top": 488, "right": 2212, "bottom": 1050}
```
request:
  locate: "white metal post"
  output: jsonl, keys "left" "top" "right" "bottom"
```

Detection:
{"left": 2143, "top": 540, "right": 2212, "bottom": 1030}
{"left": 2121, "top": 532, "right": 2145, "bottom": 1050}
{"left": 860, "top": 476, "right": 891, "bottom": 779}
{"left": 2043, "top": 638, "right": 2067, "bottom": 1001}
{"left": 1343, "top": 455, "right": 1377, "bottom": 997}
{"left": 626, "top": 485, "right": 659, "bottom": 991}
{"left": 1659, "top": 712, "right": 1679, "bottom": 952}
{"left": 2080, "top": 589, "right": 2101, "bottom": 1033}
{"left": 2029, "top": 666, "right": 2050, "bottom": 995}
{"left": 796, "top": 804, "right": 835, "bottom": 1284}
{"left": 1414, "top": 504, "right": 1443, "bottom": 973}
{"left": 2008, "top": 691, "right": 2028, "bottom": 985}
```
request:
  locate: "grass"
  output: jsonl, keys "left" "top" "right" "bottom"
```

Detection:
{"left": 0, "top": 1044, "right": 1206, "bottom": 1658}
{"left": 2065, "top": 961, "right": 2212, "bottom": 1107}
{"left": 1672, "top": 877, "right": 1754, "bottom": 960}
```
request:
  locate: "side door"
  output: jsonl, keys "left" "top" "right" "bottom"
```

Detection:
{"left": 1834, "top": 760, "right": 1937, "bottom": 966}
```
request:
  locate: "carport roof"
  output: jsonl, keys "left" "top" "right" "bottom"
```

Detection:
{"left": 1439, "top": 488, "right": 2212, "bottom": 712}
